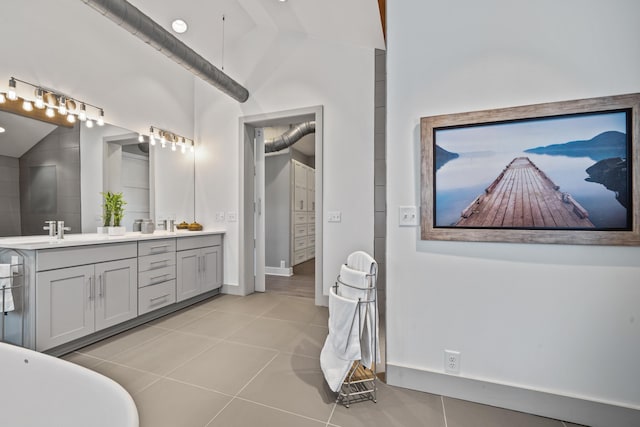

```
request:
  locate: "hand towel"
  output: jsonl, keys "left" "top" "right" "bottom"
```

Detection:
{"left": 346, "top": 251, "right": 376, "bottom": 274}
{"left": 0, "top": 264, "right": 15, "bottom": 312}
{"left": 320, "top": 287, "right": 361, "bottom": 392}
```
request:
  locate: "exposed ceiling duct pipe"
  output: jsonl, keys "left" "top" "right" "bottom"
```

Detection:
{"left": 80, "top": 0, "right": 249, "bottom": 103}
{"left": 265, "top": 121, "right": 316, "bottom": 153}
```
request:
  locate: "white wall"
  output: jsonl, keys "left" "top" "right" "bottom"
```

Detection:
{"left": 194, "top": 30, "right": 376, "bottom": 292}
{"left": 386, "top": 1, "right": 640, "bottom": 426}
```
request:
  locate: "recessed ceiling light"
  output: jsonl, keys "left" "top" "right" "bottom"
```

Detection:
{"left": 171, "top": 19, "right": 188, "bottom": 34}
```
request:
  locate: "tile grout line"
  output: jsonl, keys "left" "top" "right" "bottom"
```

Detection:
{"left": 325, "top": 402, "right": 338, "bottom": 427}
{"left": 441, "top": 395, "right": 449, "bottom": 427}
{"left": 234, "top": 351, "right": 281, "bottom": 397}
{"left": 232, "top": 395, "right": 333, "bottom": 426}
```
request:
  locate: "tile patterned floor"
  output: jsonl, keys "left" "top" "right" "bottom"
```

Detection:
{"left": 62, "top": 293, "right": 587, "bottom": 427}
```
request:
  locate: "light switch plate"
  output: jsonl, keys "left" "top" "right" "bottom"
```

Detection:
{"left": 399, "top": 206, "right": 418, "bottom": 226}
{"left": 215, "top": 212, "right": 225, "bottom": 222}
{"left": 328, "top": 211, "right": 342, "bottom": 222}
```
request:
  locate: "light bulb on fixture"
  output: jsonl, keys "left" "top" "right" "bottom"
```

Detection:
{"left": 58, "top": 96, "right": 67, "bottom": 115}
{"left": 171, "top": 142, "right": 177, "bottom": 152}
{"left": 22, "top": 100, "right": 33, "bottom": 111}
{"left": 86, "top": 119, "right": 94, "bottom": 128}
{"left": 0, "top": 92, "right": 5, "bottom": 103}
{"left": 181, "top": 143, "right": 186, "bottom": 154}
{"left": 138, "top": 133, "right": 144, "bottom": 143}
{"left": 67, "top": 114, "right": 76, "bottom": 123}
{"left": 34, "top": 88, "right": 45, "bottom": 109}
{"left": 45, "top": 106, "right": 55, "bottom": 118}
{"left": 191, "top": 142, "right": 195, "bottom": 153}
{"left": 7, "top": 78, "right": 17, "bottom": 101}
{"left": 78, "top": 103, "right": 87, "bottom": 121}
{"left": 97, "top": 109, "right": 104, "bottom": 126}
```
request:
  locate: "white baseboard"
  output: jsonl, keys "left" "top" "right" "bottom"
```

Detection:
{"left": 386, "top": 364, "right": 640, "bottom": 427}
{"left": 265, "top": 266, "right": 293, "bottom": 277}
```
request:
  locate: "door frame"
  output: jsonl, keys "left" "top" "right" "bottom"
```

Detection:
{"left": 237, "top": 106, "right": 325, "bottom": 306}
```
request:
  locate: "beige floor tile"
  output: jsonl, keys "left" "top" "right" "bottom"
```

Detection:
{"left": 330, "top": 383, "right": 445, "bottom": 427}
{"left": 207, "top": 398, "right": 326, "bottom": 427}
{"left": 134, "top": 378, "right": 231, "bottom": 427}
{"left": 282, "top": 323, "right": 328, "bottom": 358}
{"left": 61, "top": 351, "right": 105, "bottom": 369}
{"left": 177, "top": 310, "right": 256, "bottom": 339}
{"left": 213, "top": 292, "right": 283, "bottom": 316}
{"left": 76, "top": 325, "right": 167, "bottom": 360}
{"left": 148, "top": 307, "right": 210, "bottom": 330}
{"left": 168, "top": 341, "right": 277, "bottom": 395}
{"left": 261, "top": 297, "right": 319, "bottom": 323}
{"left": 112, "top": 330, "right": 218, "bottom": 375}
{"left": 443, "top": 397, "right": 564, "bottom": 427}
{"left": 309, "top": 306, "right": 329, "bottom": 327}
{"left": 238, "top": 352, "right": 335, "bottom": 422}
{"left": 92, "top": 361, "right": 161, "bottom": 395}
{"left": 226, "top": 317, "right": 305, "bottom": 351}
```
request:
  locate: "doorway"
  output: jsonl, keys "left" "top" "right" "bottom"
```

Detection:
{"left": 239, "top": 106, "right": 325, "bottom": 306}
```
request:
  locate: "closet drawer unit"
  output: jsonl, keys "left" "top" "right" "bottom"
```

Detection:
{"left": 307, "top": 235, "right": 316, "bottom": 246}
{"left": 306, "top": 246, "right": 315, "bottom": 259}
{"left": 294, "top": 212, "right": 307, "bottom": 225}
{"left": 294, "top": 236, "right": 307, "bottom": 251}
{"left": 138, "top": 280, "right": 176, "bottom": 315}
{"left": 293, "top": 249, "right": 307, "bottom": 265}
{"left": 294, "top": 224, "right": 307, "bottom": 238}
{"left": 139, "top": 239, "right": 176, "bottom": 256}
{"left": 308, "top": 213, "right": 316, "bottom": 224}
{"left": 139, "top": 252, "right": 175, "bottom": 272}
{"left": 139, "top": 265, "right": 176, "bottom": 288}
{"left": 308, "top": 223, "right": 316, "bottom": 234}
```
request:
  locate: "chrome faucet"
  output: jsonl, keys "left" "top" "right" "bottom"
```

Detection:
{"left": 56, "top": 221, "right": 71, "bottom": 239}
{"left": 43, "top": 220, "right": 57, "bottom": 238}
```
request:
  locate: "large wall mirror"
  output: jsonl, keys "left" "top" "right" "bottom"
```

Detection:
{"left": 0, "top": 110, "right": 195, "bottom": 237}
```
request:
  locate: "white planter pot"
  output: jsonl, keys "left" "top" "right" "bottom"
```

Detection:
{"left": 107, "top": 226, "right": 126, "bottom": 236}
{"left": 97, "top": 226, "right": 108, "bottom": 234}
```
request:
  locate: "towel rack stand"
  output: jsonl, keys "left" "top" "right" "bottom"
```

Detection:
{"left": 333, "top": 261, "right": 378, "bottom": 408}
{"left": 0, "top": 254, "right": 25, "bottom": 346}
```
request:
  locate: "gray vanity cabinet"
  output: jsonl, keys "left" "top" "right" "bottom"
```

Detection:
{"left": 35, "top": 243, "right": 138, "bottom": 351}
{"left": 176, "top": 235, "right": 222, "bottom": 302}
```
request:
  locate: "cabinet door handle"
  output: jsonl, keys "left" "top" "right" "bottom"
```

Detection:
{"left": 88, "top": 276, "right": 94, "bottom": 300}
{"left": 150, "top": 260, "right": 167, "bottom": 268}
{"left": 202, "top": 256, "right": 206, "bottom": 273}
{"left": 150, "top": 293, "right": 170, "bottom": 303}
{"left": 150, "top": 244, "right": 169, "bottom": 252}
{"left": 149, "top": 274, "right": 169, "bottom": 284}
{"left": 198, "top": 256, "right": 201, "bottom": 273}
{"left": 98, "top": 274, "right": 103, "bottom": 297}
{"left": 300, "top": 200, "right": 303, "bottom": 210}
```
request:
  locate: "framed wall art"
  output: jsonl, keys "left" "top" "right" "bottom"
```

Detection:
{"left": 420, "top": 93, "right": 640, "bottom": 245}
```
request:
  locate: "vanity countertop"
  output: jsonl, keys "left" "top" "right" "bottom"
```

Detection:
{"left": 0, "top": 230, "right": 225, "bottom": 250}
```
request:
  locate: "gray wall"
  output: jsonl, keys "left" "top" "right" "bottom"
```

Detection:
{"left": 374, "top": 48, "right": 386, "bottom": 315}
{"left": 265, "top": 152, "right": 292, "bottom": 268}
{"left": 19, "top": 124, "right": 81, "bottom": 235}
{"left": 0, "top": 155, "right": 21, "bottom": 236}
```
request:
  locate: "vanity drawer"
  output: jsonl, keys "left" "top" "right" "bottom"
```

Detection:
{"left": 139, "top": 252, "right": 176, "bottom": 272}
{"left": 138, "top": 280, "right": 176, "bottom": 315}
{"left": 293, "top": 249, "right": 307, "bottom": 265}
{"left": 308, "top": 223, "right": 316, "bottom": 234}
{"left": 176, "top": 234, "right": 222, "bottom": 251}
{"left": 293, "top": 212, "right": 307, "bottom": 225}
{"left": 37, "top": 242, "right": 137, "bottom": 271}
{"left": 307, "top": 235, "right": 316, "bottom": 246}
{"left": 138, "top": 239, "right": 176, "bottom": 256}
{"left": 294, "top": 224, "right": 307, "bottom": 238}
{"left": 139, "top": 265, "right": 176, "bottom": 288}
{"left": 306, "top": 246, "right": 315, "bottom": 259}
{"left": 308, "top": 213, "right": 316, "bottom": 223}
{"left": 294, "top": 236, "right": 307, "bottom": 251}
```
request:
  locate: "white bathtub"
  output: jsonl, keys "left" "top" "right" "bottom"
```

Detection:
{"left": 0, "top": 342, "right": 138, "bottom": 426}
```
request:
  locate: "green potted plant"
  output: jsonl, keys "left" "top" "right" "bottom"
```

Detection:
{"left": 101, "top": 192, "right": 127, "bottom": 235}
{"left": 98, "top": 192, "right": 113, "bottom": 234}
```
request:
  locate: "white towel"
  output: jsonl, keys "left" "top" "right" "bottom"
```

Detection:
{"left": 338, "top": 263, "right": 380, "bottom": 369}
{"left": 320, "top": 287, "right": 360, "bottom": 392}
{"left": 347, "top": 251, "right": 376, "bottom": 274}
{"left": 0, "top": 264, "right": 15, "bottom": 312}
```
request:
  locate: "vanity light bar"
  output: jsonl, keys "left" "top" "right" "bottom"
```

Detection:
{"left": 146, "top": 126, "right": 195, "bottom": 154}
{"left": 2, "top": 77, "right": 105, "bottom": 128}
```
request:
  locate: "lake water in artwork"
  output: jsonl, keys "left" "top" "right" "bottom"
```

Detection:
{"left": 434, "top": 112, "right": 630, "bottom": 229}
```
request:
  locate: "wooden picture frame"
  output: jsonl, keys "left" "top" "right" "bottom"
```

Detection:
{"left": 420, "top": 93, "right": 640, "bottom": 245}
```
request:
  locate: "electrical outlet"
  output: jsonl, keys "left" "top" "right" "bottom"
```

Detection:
{"left": 227, "top": 212, "right": 237, "bottom": 222}
{"left": 328, "top": 211, "right": 342, "bottom": 222}
{"left": 444, "top": 350, "right": 460, "bottom": 374}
